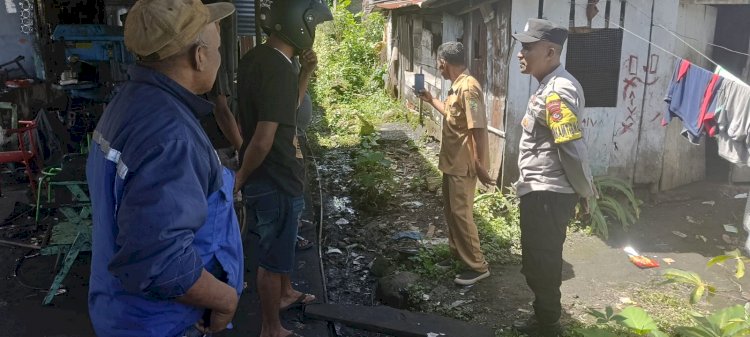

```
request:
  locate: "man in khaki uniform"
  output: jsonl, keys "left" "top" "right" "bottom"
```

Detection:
{"left": 419, "top": 42, "right": 494, "bottom": 286}
{"left": 511, "top": 19, "right": 596, "bottom": 337}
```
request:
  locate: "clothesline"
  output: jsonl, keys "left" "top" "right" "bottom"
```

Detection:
{"left": 571, "top": 2, "right": 721, "bottom": 68}
{"left": 587, "top": 0, "right": 750, "bottom": 57}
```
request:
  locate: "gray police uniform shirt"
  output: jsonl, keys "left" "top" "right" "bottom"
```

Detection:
{"left": 515, "top": 65, "right": 595, "bottom": 198}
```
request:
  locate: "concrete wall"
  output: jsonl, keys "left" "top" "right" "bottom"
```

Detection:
{"left": 0, "top": 4, "right": 36, "bottom": 78}
{"left": 502, "top": 0, "right": 717, "bottom": 190}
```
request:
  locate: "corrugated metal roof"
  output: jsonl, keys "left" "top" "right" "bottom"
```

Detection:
{"left": 364, "top": 0, "right": 426, "bottom": 12}
{"left": 235, "top": 0, "right": 257, "bottom": 37}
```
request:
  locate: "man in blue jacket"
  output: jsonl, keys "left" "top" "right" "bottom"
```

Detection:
{"left": 86, "top": 0, "right": 243, "bottom": 336}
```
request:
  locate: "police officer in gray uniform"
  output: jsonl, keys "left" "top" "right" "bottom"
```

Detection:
{"left": 511, "top": 18, "right": 596, "bottom": 337}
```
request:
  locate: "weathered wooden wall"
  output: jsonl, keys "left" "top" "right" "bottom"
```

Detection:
{"left": 386, "top": 0, "right": 719, "bottom": 192}
{"left": 481, "top": 1, "right": 512, "bottom": 182}
{"left": 388, "top": 4, "right": 511, "bottom": 182}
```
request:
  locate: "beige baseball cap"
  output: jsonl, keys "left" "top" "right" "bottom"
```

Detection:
{"left": 124, "top": 0, "right": 235, "bottom": 61}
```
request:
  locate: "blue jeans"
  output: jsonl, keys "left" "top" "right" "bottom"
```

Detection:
{"left": 243, "top": 180, "right": 304, "bottom": 274}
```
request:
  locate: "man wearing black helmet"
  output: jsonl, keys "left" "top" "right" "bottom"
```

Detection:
{"left": 234, "top": 1, "right": 332, "bottom": 336}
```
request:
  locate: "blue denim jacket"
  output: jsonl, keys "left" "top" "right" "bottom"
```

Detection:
{"left": 86, "top": 65, "right": 244, "bottom": 337}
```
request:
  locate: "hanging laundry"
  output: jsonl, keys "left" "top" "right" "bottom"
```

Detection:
{"left": 709, "top": 80, "right": 750, "bottom": 166}
{"left": 716, "top": 65, "right": 745, "bottom": 84}
{"left": 663, "top": 59, "right": 723, "bottom": 144}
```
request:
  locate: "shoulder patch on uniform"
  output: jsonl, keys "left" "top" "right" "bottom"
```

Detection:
{"left": 470, "top": 98, "right": 479, "bottom": 112}
{"left": 545, "top": 92, "right": 582, "bottom": 144}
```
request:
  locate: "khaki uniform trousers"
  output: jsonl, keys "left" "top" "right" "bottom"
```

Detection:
{"left": 442, "top": 173, "right": 488, "bottom": 273}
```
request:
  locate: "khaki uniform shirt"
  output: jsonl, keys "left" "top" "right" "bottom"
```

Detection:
{"left": 438, "top": 72, "right": 488, "bottom": 177}
{"left": 515, "top": 65, "right": 595, "bottom": 198}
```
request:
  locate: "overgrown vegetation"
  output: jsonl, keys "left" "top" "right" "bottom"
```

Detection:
{"left": 578, "top": 176, "right": 643, "bottom": 239}
{"left": 407, "top": 187, "right": 522, "bottom": 279}
{"left": 351, "top": 133, "right": 396, "bottom": 211}
{"left": 312, "top": 0, "right": 406, "bottom": 147}
{"left": 312, "top": 0, "right": 408, "bottom": 209}
{"left": 578, "top": 249, "right": 750, "bottom": 337}
{"left": 474, "top": 187, "right": 522, "bottom": 264}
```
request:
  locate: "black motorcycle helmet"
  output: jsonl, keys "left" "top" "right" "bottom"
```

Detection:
{"left": 260, "top": 0, "right": 333, "bottom": 51}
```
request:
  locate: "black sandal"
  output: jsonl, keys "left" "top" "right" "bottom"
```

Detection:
{"left": 296, "top": 235, "right": 314, "bottom": 251}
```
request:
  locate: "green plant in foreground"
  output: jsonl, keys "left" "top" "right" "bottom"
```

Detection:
{"left": 409, "top": 243, "right": 454, "bottom": 279}
{"left": 581, "top": 176, "right": 642, "bottom": 239}
{"left": 579, "top": 250, "right": 750, "bottom": 337}
{"left": 474, "top": 187, "right": 521, "bottom": 264}
{"left": 351, "top": 134, "right": 395, "bottom": 212}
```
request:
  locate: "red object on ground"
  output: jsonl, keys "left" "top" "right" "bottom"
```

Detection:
{"left": 629, "top": 255, "right": 660, "bottom": 269}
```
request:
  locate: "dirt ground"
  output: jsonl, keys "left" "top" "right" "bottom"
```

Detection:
{"left": 315, "top": 122, "right": 750, "bottom": 336}
{"left": 0, "top": 120, "right": 749, "bottom": 337}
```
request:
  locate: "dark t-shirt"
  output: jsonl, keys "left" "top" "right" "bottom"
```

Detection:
{"left": 199, "top": 63, "right": 232, "bottom": 149}
{"left": 199, "top": 1, "right": 235, "bottom": 150}
{"left": 238, "top": 44, "right": 303, "bottom": 197}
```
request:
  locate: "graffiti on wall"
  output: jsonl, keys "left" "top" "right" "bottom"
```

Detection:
{"left": 615, "top": 54, "right": 661, "bottom": 137}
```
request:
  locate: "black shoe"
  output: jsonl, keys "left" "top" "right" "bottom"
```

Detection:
{"left": 453, "top": 269, "right": 490, "bottom": 285}
{"left": 513, "top": 317, "right": 562, "bottom": 337}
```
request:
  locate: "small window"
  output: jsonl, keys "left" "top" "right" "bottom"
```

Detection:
{"left": 565, "top": 28, "right": 623, "bottom": 108}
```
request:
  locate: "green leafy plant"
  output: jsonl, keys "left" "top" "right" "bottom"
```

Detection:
{"left": 351, "top": 134, "right": 395, "bottom": 212}
{"left": 311, "top": 0, "right": 410, "bottom": 147}
{"left": 579, "top": 251, "right": 750, "bottom": 337}
{"left": 708, "top": 249, "right": 749, "bottom": 279}
{"left": 661, "top": 269, "right": 717, "bottom": 304}
{"left": 408, "top": 243, "right": 454, "bottom": 279}
{"left": 581, "top": 176, "right": 642, "bottom": 239}
{"left": 473, "top": 187, "right": 521, "bottom": 264}
{"left": 676, "top": 305, "right": 750, "bottom": 337}
{"left": 581, "top": 306, "right": 667, "bottom": 336}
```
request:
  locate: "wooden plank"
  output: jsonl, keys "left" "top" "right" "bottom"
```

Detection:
{"left": 485, "top": 0, "right": 511, "bottom": 183}
{"left": 413, "top": 16, "right": 423, "bottom": 72}
{"left": 305, "top": 303, "right": 495, "bottom": 337}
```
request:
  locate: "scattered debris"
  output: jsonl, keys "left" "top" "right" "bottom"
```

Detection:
{"left": 427, "top": 333, "right": 446, "bottom": 337}
{"left": 422, "top": 294, "right": 431, "bottom": 301}
{"left": 722, "top": 234, "right": 737, "bottom": 245}
{"left": 624, "top": 246, "right": 660, "bottom": 269}
{"left": 392, "top": 231, "right": 422, "bottom": 241}
{"left": 400, "top": 201, "right": 424, "bottom": 209}
{"left": 457, "top": 284, "right": 474, "bottom": 296}
{"left": 686, "top": 216, "right": 702, "bottom": 224}
{"left": 702, "top": 200, "right": 716, "bottom": 206}
{"left": 724, "top": 224, "right": 739, "bottom": 234}
{"left": 426, "top": 224, "right": 436, "bottom": 238}
{"left": 448, "top": 300, "right": 471, "bottom": 309}
{"left": 662, "top": 258, "right": 676, "bottom": 265}
{"left": 619, "top": 297, "right": 632, "bottom": 304}
{"left": 696, "top": 235, "right": 708, "bottom": 242}
{"left": 672, "top": 231, "right": 688, "bottom": 238}
{"left": 326, "top": 247, "right": 344, "bottom": 255}
{"left": 517, "top": 308, "right": 531, "bottom": 313}
{"left": 335, "top": 218, "right": 350, "bottom": 226}
{"left": 735, "top": 193, "right": 748, "bottom": 199}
